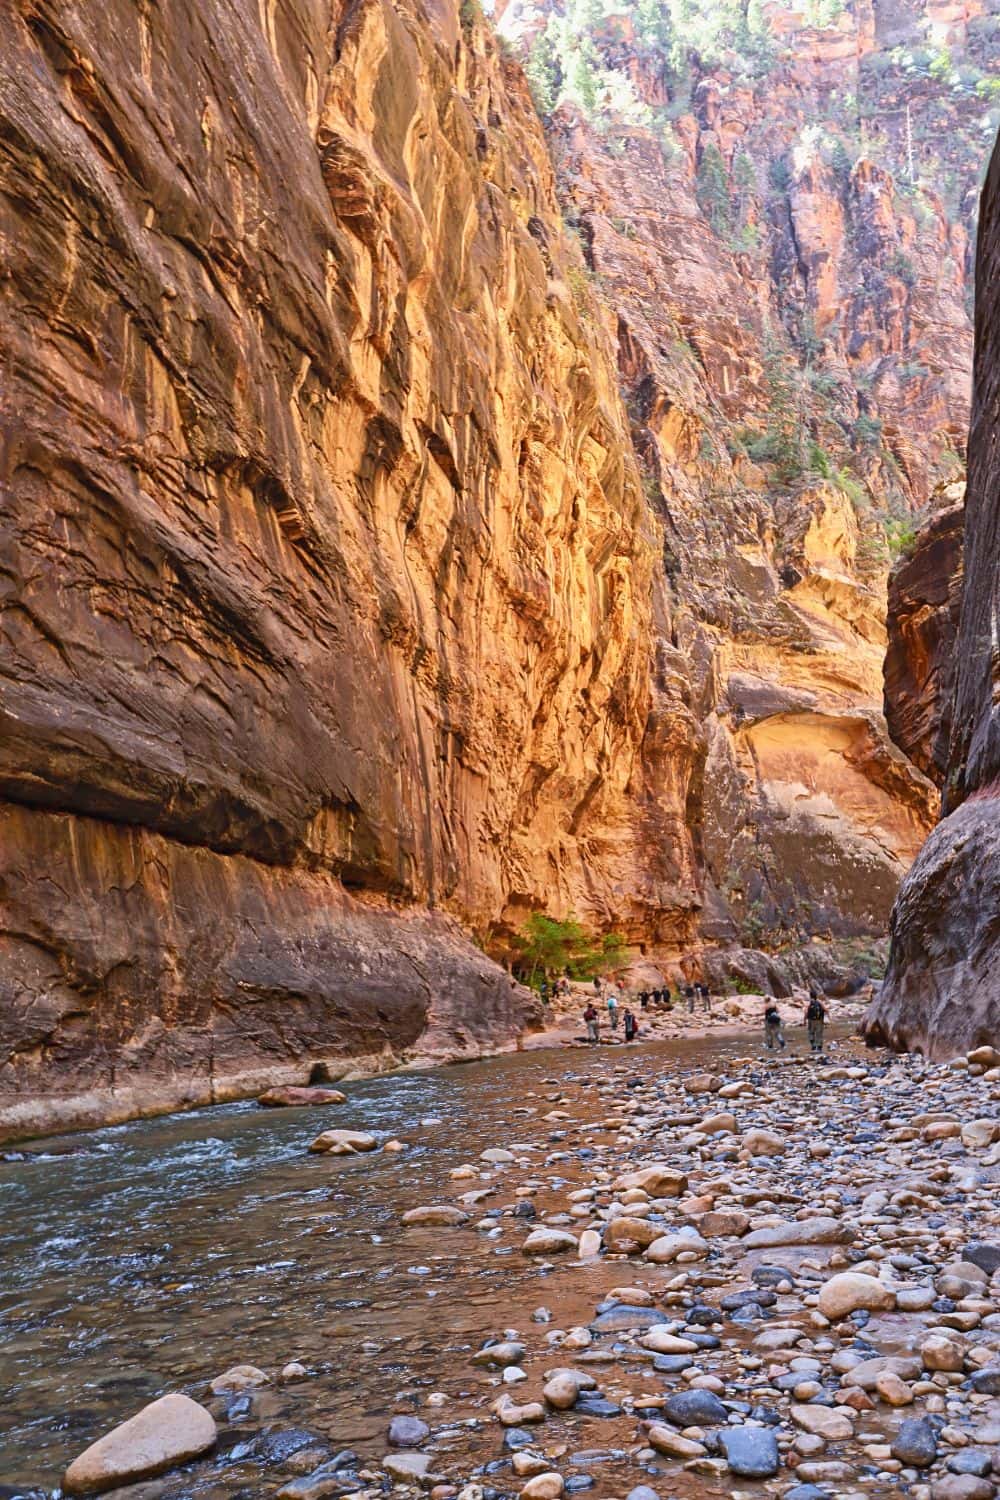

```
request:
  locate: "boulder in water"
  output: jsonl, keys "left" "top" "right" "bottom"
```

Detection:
{"left": 63, "top": 1393, "right": 216, "bottom": 1494}
{"left": 258, "top": 1087, "right": 345, "bottom": 1107}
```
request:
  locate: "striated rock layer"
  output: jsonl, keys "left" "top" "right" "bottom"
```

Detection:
{"left": 1, "top": 0, "right": 656, "bottom": 1132}
{"left": 882, "top": 497, "right": 964, "bottom": 789}
{"left": 867, "top": 132, "right": 1000, "bottom": 1058}
{"left": 0, "top": 803, "right": 533, "bottom": 1141}
{"left": 501, "top": 0, "right": 950, "bottom": 948}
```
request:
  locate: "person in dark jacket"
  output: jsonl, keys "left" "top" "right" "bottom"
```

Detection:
{"left": 623, "top": 1008, "right": 638, "bottom": 1042}
{"left": 764, "top": 1003, "right": 785, "bottom": 1050}
{"left": 805, "top": 990, "right": 827, "bottom": 1052}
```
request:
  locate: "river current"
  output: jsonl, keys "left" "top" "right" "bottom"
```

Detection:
{"left": 1, "top": 1034, "right": 780, "bottom": 1494}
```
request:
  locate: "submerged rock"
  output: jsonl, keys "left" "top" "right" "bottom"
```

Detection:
{"left": 258, "top": 1087, "right": 346, "bottom": 1107}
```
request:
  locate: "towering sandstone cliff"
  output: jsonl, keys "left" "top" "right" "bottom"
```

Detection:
{"left": 1, "top": 0, "right": 655, "bottom": 1131}
{"left": 866, "top": 131, "right": 1000, "bottom": 1058}
{"left": 0, "top": 0, "right": 989, "bottom": 1130}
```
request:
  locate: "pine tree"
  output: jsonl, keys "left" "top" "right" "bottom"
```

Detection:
{"left": 525, "top": 26, "right": 559, "bottom": 114}
{"left": 696, "top": 141, "right": 733, "bottom": 238}
{"left": 761, "top": 325, "right": 805, "bottom": 483}
{"left": 569, "top": 44, "right": 598, "bottom": 116}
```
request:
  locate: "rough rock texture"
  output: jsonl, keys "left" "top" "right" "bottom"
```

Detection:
{"left": 883, "top": 497, "right": 964, "bottom": 786}
{"left": 500, "top": 0, "right": 952, "bottom": 947}
{"left": 866, "top": 131, "right": 1000, "bottom": 1058}
{"left": 0, "top": 803, "right": 535, "bottom": 1140}
{"left": 2, "top": 0, "right": 651, "bottom": 1130}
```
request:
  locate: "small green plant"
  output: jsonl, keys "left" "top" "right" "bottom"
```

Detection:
{"left": 696, "top": 141, "right": 733, "bottom": 238}
{"left": 928, "top": 45, "right": 954, "bottom": 83}
{"left": 808, "top": 442, "right": 833, "bottom": 479}
{"left": 884, "top": 514, "right": 919, "bottom": 557}
{"left": 459, "top": 0, "right": 483, "bottom": 31}
{"left": 834, "top": 466, "right": 868, "bottom": 509}
{"left": 853, "top": 411, "right": 883, "bottom": 447}
{"left": 889, "top": 249, "right": 917, "bottom": 287}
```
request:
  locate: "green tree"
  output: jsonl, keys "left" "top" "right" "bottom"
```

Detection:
{"left": 696, "top": 141, "right": 732, "bottom": 237}
{"left": 568, "top": 43, "right": 599, "bottom": 116}
{"left": 514, "top": 913, "right": 626, "bottom": 987}
{"left": 761, "top": 326, "right": 805, "bottom": 483}
{"left": 635, "top": 0, "right": 674, "bottom": 54}
{"left": 525, "top": 26, "right": 559, "bottom": 114}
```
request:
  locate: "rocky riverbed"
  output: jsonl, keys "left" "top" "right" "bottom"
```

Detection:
{"left": 5, "top": 1029, "right": 1000, "bottom": 1500}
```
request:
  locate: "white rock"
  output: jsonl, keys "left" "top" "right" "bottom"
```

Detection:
{"left": 817, "top": 1273, "right": 896, "bottom": 1321}
{"left": 790, "top": 1404, "right": 855, "bottom": 1440}
{"left": 209, "top": 1365, "right": 269, "bottom": 1394}
{"left": 63, "top": 1394, "right": 217, "bottom": 1495}
{"left": 520, "top": 1473, "right": 564, "bottom": 1499}
{"left": 645, "top": 1230, "right": 708, "bottom": 1264}
{"left": 308, "top": 1128, "right": 378, "bottom": 1153}
{"left": 523, "top": 1228, "right": 578, "bottom": 1255}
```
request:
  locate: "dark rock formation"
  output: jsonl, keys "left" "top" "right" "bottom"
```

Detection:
{"left": 883, "top": 499, "right": 964, "bottom": 787}
{"left": 0, "top": 802, "right": 536, "bottom": 1140}
{"left": 866, "top": 133, "right": 1000, "bottom": 1057}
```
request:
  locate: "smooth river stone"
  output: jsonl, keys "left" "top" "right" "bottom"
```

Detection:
{"left": 63, "top": 1394, "right": 217, "bottom": 1495}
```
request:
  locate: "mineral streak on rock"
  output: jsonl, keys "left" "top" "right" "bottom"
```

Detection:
{"left": 883, "top": 499, "right": 964, "bottom": 787}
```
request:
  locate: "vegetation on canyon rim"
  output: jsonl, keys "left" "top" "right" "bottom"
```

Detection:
{"left": 507, "top": 0, "right": 995, "bottom": 563}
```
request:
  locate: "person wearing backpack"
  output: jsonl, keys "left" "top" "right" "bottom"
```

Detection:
{"left": 805, "top": 990, "right": 827, "bottom": 1053}
{"left": 606, "top": 992, "right": 620, "bottom": 1030}
{"left": 764, "top": 1003, "right": 785, "bottom": 1051}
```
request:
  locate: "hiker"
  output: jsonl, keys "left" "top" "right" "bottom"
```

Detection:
{"left": 583, "top": 1003, "right": 599, "bottom": 1043}
{"left": 764, "top": 1003, "right": 785, "bottom": 1051}
{"left": 623, "top": 1008, "right": 637, "bottom": 1042}
{"left": 639, "top": 989, "right": 649, "bottom": 1011}
{"left": 540, "top": 978, "right": 549, "bottom": 1006}
{"left": 699, "top": 982, "right": 711, "bottom": 1012}
{"left": 685, "top": 984, "right": 695, "bottom": 1015}
{"left": 805, "top": 990, "right": 827, "bottom": 1052}
{"left": 593, "top": 975, "right": 602, "bottom": 994}
{"left": 606, "top": 992, "right": 620, "bottom": 1030}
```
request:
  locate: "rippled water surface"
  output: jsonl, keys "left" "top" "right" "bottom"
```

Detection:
{"left": 0, "top": 1032, "right": 838, "bottom": 1495}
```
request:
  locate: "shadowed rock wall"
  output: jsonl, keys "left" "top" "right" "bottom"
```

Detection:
{"left": 866, "top": 131, "right": 1000, "bottom": 1058}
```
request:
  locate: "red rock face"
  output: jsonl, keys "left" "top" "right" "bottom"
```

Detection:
{"left": 3, "top": 0, "right": 641, "bottom": 1133}
{"left": 866, "top": 131, "right": 1000, "bottom": 1058}
{"left": 883, "top": 499, "right": 964, "bottom": 787}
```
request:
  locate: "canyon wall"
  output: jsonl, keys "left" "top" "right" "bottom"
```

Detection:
{"left": 866, "top": 129, "right": 1000, "bottom": 1058}
{"left": 2, "top": 0, "right": 670, "bottom": 1133}
{"left": 0, "top": 0, "right": 987, "bottom": 1131}
{"left": 498, "top": 0, "right": 970, "bottom": 946}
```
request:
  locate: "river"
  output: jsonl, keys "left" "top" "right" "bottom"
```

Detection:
{"left": 1, "top": 1033, "right": 781, "bottom": 1496}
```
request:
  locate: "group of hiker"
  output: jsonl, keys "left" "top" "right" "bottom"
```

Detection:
{"left": 582, "top": 991, "right": 639, "bottom": 1043}
{"left": 580, "top": 975, "right": 709, "bottom": 1046}
{"left": 576, "top": 975, "right": 830, "bottom": 1054}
